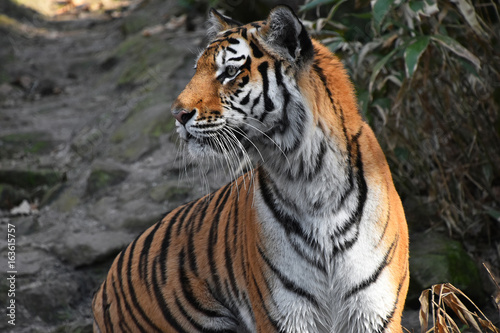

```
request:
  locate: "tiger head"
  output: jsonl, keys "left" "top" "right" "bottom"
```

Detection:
{"left": 171, "top": 6, "right": 317, "bottom": 164}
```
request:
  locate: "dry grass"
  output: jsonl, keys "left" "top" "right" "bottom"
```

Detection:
{"left": 419, "top": 283, "right": 499, "bottom": 333}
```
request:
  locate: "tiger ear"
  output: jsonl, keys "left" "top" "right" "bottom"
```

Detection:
{"left": 261, "top": 5, "right": 313, "bottom": 65}
{"left": 207, "top": 8, "right": 241, "bottom": 39}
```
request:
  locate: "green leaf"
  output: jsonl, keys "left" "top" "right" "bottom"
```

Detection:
{"left": 404, "top": 36, "right": 430, "bottom": 78}
{"left": 372, "top": 0, "right": 396, "bottom": 32}
{"left": 431, "top": 34, "right": 481, "bottom": 68}
{"left": 487, "top": 210, "right": 500, "bottom": 222}
{"left": 450, "top": 0, "right": 487, "bottom": 37}
{"left": 368, "top": 45, "right": 402, "bottom": 93}
{"left": 409, "top": 0, "right": 425, "bottom": 12}
{"left": 299, "top": 0, "right": 336, "bottom": 12}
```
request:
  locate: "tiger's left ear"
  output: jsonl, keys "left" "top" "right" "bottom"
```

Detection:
{"left": 261, "top": 5, "right": 314, "bottom": 65}
{"left": 207, "top": 9, "right": 241, "bottom": 40}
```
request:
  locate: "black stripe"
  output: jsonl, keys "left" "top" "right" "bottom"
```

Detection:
{"left": 159, "top": 206, "right": 187, "bottom": 283}
{"left": 258, "top": 168, "right": 320, "bottom": 252}
{"left": 114, "top": 246, "right": 153, "bottom": 333}
{"left": 380, "top": 261, "right": 409, "bottom": 332}
{"left": 228, "top": 55, "right": 245, "bottom": 62}
{"left": 343, "top": 235, "right": 399, "bottom": 300}
{"left": 331, "top": 134, "right": 368, "bottom": 254}
{"left": 224, "top": 202, "right": 240, "bottom": 299}
{"left": 250, "top": 273, "right": 280, "bottom": 331}
{"left": 176, "top": 200, "right": 199, "bottom": 236}
{"left": 274, "top": 60, "right": 283, "bottom": 86}
{"left": 139, "top": 221, "right": 162, "bottom": 283}
{"left": 196, "top": 196, "right": 212, "bottom": 232}
{"left": 240, "top": 91, "right": 251, "bottom": 105}
{"left": 240, "top": 27, "right": 248, "bottom": 40}
{"left": 230, "top": 102, "right": 246, "bottom": 115}
{"left": 174, "top": 294, "right": 212, "bottom": 332}
{"left": 226, "top": 47, "right": 237, "bottom": 54}
{"left": 257, "top": 62, "right": 274, "bottom": 112}
{"left": 207, "top": 182, "right": 234, "bottom": 297}
{"left": 101, "top": 280, "right": 114, "bottom": 333}
{"left": 257, "top": 245, "right": 318, "bottom": 307}
{"left": 125, "top": 239, "right": 162, "bottom": 332}
{"left": 376, "top": 194, "right": 391, "bottom": 246}
{"left": 178, "top": 248, "right": 227, "bottom": 319}
{"left": 241, "top": 56, "right": 252, "bottom": 71}
{"left": 111, "top": 279, "right": 133, "bottom": 333}
{"left": 151, "top": 257, "right": 189, "bottom": 333}
{"left": 250, "top": 93, "right": 261, "bottom": 115}
{"left": 238, "top": 75, "right": 249, "bottom": 88}
{"left": 249, "top": 40, "right": 263, "bottom": 58}
{"left": 312, "top": 57, "right": 351, "bottom": 163}
{"left": 227, "top": 38, "right": 240, "bottom": 44}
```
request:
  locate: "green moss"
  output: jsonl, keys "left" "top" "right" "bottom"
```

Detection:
{"left": 149, "top": 183, "right": 191, "bottom": 203}
{"left": 121, "top": 13, "right": 151, "bottom": 35}
{"left": 408, "top": 232, "right": 484, "bottom": 305}
{"left": 0, "top": 169, "right": 62, "bottom": 189}
{"left": 86, "top": 168, "right": 128, "bottom": 196}
{"left": 52, "top": 193, "right": 79, "bottom": 212}
{"left": 117, "top": 57, "right": 148, "bottom": 86}
{"left": 151, "top": 117, "right": 176, "bottom": 138}
{"left": 0, "top": 183, "right": 28, "bottom": 209}
{"left": 0, "top": 131, "right": 54, "bottom": 157}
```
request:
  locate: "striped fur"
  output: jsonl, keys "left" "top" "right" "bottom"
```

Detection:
{"left": 92, "top": 6, "right": 409, "bottom": 333}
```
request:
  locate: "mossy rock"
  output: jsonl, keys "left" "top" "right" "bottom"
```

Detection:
{"left": 0, "top": 169, "right": 63, "bottom": 189}
{"left": 86, "top": 165, "right": 128, "bottom": 196}
{"left": 53, "top": 320, "right": 93, "bottom": 333}
{"left": 110, "top": 99, "right": 176, "bottom": 162}
{"left": 0, "top": 131, "right": 55, "bottom": 158}
{"left": 149, "top": 182, "right": 192, "bottom": 203}
{"left": 0, "top": 183, "right": 28, "bottom": 209}
{"left": 51, "top": 192, "right": 80, "bottom": 213}
{"left": 408, "top": 232, "right": 484, "bottom": 306}
{"left": 120, "top": 12, "right": 151, "bottom": 35}
{"left": 109, "top": 33, "right": 185, "bottom": 88}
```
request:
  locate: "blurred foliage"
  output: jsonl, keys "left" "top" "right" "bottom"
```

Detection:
{"left": 176, "top": 0, "right": 302, "bottom": 23}
{"left": 300, "top": 0, "right": 500, "bottom": 241}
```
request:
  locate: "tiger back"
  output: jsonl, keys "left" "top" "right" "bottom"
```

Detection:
{"left": 92, "top": 6, "right": 409, "bottom": 333}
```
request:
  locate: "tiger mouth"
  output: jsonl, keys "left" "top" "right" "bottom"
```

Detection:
{"left": 186, "top": 128, "right": 246, "bottom": 151}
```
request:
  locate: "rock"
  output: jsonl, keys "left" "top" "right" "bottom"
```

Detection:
{"left": 0, "top": 169, "right": 63, "bottom": 190}
{"left": 0, "top": 132, "right": 56, "bottom": 158}
{"left": 53, "top": 320, "right": 93, "bottom": 333}
{"left": 71, "top": 127, "right": 105, "bottom": 159}
{"left": 36, "top": 78, "right": 61, "bottom": 96}
{"left": 110, "top": 102, "right": 175, "bottom": 162}
{"left": 0, "top": 82, "right": 13, "bottom": 96}
{"left": 0, "top": 170, "right": 64, "bottom": 210}
{"left": 51, "top": 191, "right": 80, "bottom": 213}
{"left": 85, "top": 162, "right": 128, "bottom": 196}
{"left": 149, "top": 181, "right": 192, "bottom": 203}
{"left": 18, "top": 272, "right": 82, "bottom": 323}
{"left": 121, "top": 12, "right": 152, "bottom": 35}
{"left": 9, "top": 199, "right": 37, "bottom": 215}
{"left": 408, "top": 232, "right": 484, "bottom": 305}
{"left": 0, "top": 183, "right": 29, "bottom": 209}
{"left": 51, "top": 230, "right": 133, "bottom": 267}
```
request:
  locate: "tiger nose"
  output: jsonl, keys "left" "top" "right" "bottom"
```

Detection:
{"left": 172, "top": 108, "right": 196, "bottom": 125}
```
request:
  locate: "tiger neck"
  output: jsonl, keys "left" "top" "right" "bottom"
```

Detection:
{"left": 256, "top": 44, "right": 364, "bottom": 219}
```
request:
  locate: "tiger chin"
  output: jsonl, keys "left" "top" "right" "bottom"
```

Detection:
{"left": 92, "top": 5, "right": 409, "bottom": 333}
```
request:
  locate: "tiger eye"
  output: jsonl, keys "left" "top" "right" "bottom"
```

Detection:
{"left": 226, "top": 66, "right": 238, "bottom": 77}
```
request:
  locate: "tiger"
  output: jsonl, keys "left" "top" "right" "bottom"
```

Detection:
{"left": 92, "top": 5, "right": 409, "bottom": 333}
